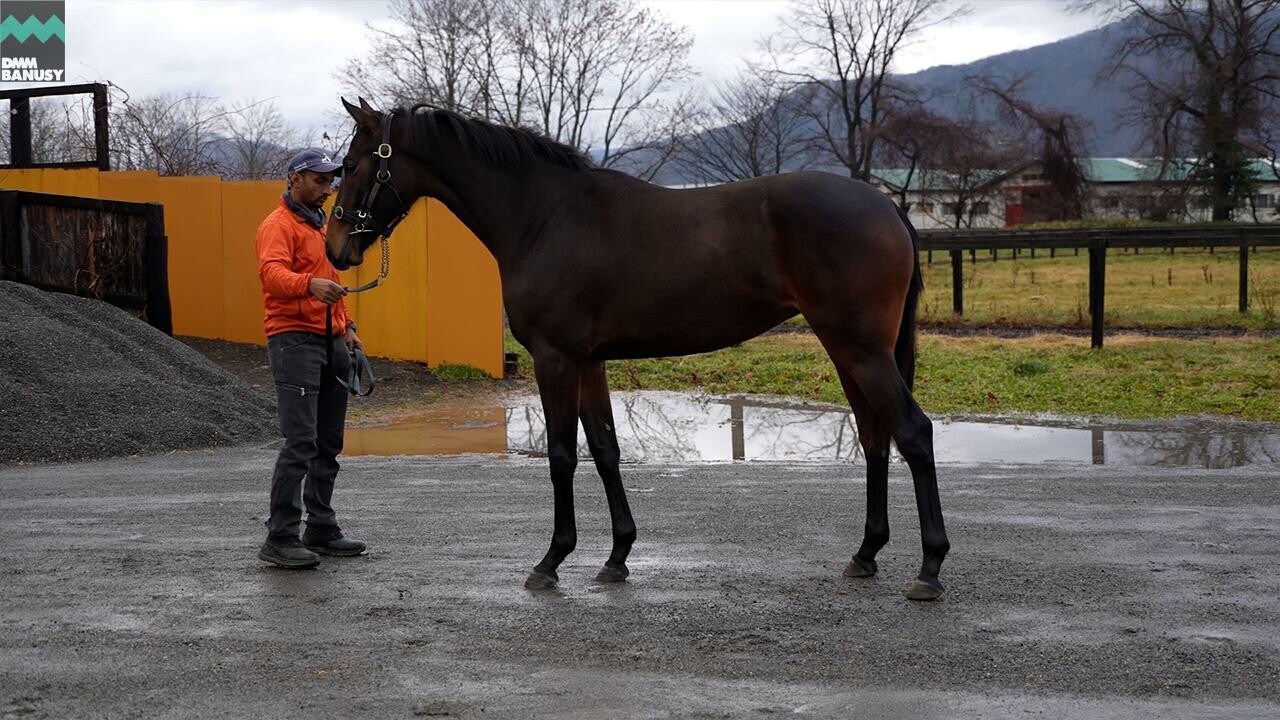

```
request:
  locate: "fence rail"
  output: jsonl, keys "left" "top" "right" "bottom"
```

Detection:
{"left": 917, "top": 225, "right": 1280, "bottom": 348}
{"left": 0, "top": 189, "right": 170, "bottom": 333}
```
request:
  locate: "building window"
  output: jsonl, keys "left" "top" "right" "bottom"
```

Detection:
{"left": 973, "top": 201, "right": 990, "bottom": 215}
{"left": 917, "top": 201, "right": 934, "bottom": 213}
{"left": 1254, "top": 194, "right": 1274, "bottom": 208}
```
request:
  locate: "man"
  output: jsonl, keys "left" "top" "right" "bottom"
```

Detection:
{"left": 255, "top": 148, "right": 367, "bottom": 569}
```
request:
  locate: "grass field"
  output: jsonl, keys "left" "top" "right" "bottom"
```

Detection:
{"left": 915, "top": 246, "right": 1280, "bottom": 328}
{"left": 498, "top": 247, "right": 1280, "bottom": 422}
{"left": 503, "top": 332, "right": 1280, "bottom": 422}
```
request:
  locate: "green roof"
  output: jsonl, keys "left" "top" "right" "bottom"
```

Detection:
{"left": 871, "top": 167, "right": 1011, "bottom": 192}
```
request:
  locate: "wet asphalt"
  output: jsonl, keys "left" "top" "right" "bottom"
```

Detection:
{"left": 1, "top": 448, "right": 1278, "bottom": 719}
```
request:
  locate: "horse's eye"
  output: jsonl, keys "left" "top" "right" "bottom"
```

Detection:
{"left": 342, "top": 159, "right": 356, "bottom": 174}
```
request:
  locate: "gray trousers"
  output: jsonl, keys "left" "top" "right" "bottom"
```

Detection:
{"left": 265, "top": 331, "right": 352, "bottom": 540}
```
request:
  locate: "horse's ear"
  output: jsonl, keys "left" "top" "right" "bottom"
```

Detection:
{"left": 342, "top": 96, "right": 380, "bottom": 132}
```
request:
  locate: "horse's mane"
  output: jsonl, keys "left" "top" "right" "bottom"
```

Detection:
{"left": 400, "top": 106, "right": 595, "bottom": 172}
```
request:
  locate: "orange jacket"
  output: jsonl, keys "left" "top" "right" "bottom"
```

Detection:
{"left": 255, "top": 198, "right": 352, "bottom": 338}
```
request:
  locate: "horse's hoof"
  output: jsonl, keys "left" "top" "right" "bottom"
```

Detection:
{"left": 594, "top": 563, "right": 629, "bottom": 584}
{"left": 906, "top": 578, "right": 945, "bottom": 601}
{"left": 524, "top": 570, "right": 559, "bottom": 592}
{"left": 843, "top": 557, "right": 877, "bottom": 578}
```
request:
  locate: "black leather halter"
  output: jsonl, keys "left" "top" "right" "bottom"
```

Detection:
{"left": 330, "top": 111, "right": 410, "bottom": 282}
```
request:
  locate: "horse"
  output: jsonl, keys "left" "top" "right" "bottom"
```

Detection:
{"left": 326, "top": 98, "right": 950, "bottom": 601}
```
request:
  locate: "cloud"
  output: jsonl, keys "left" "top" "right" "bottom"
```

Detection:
{"left": 63, "top": 0, "right": 386, "bottom": 129}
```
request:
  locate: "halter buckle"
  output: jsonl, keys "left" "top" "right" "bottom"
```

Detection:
{"left": 333, "top": 205, "right": 344, "bottom": 220}
{"left": 376, "top": 143, "right": 392, "bottom": 159}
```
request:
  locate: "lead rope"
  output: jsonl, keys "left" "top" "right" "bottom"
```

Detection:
{"left": 326, "top": 234, "right": 390, "bottom": 396}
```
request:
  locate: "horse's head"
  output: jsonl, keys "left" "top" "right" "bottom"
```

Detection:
{"left": 326, "top": 97, "right": 415, "bottom": 270}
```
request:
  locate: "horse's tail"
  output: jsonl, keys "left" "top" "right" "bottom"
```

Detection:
{"left": 895, "top": 206, "right": 923, "bottom": 391}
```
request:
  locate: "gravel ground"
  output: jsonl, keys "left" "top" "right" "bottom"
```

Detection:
{"left": 0, "top": 282, "right": 276, "bottom": 464}
{"left": 0, "top": 449, "right": 1277, "bottom": 718}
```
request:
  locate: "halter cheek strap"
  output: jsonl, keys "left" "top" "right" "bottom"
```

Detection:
{"left": 331, "top": 111, "right": 411, "bottom": 277}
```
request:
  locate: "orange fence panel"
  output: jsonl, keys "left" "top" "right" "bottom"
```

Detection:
{"left": 4, "top": 168, "right": 503, "bottom": 373}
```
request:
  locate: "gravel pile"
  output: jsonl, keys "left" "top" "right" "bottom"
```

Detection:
{"left": 1, "top": 281, "right": 277, "bottom": 464}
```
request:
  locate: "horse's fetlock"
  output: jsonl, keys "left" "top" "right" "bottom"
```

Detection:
{"left": 552, "top": 533, "right": 577, "bottom": 555}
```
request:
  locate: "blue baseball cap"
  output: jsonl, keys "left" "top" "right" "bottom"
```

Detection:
{"left": 286, "top": 148, "right": 341, "bottom": 176}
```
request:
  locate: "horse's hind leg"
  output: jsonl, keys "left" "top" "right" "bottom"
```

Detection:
{"left": 525, "top": 351, "right": 583, "bottom": 591}
{"left": 845, "top": 352, "right": 949, "bottom": 600}
{"left": 578, "top": 361, "right": 636, "bottom": 583}
{"left": 815, "top": 331, "right": 948, "bottom": 600}
{"left": 833, "top": 366, "right": 892, "bottom": 580}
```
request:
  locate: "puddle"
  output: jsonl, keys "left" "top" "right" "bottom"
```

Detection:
{"left": 345, "top": 391, "right": 1280, "bottom": 468}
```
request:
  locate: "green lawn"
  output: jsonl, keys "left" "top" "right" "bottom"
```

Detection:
{"left": 500, "top": 247, "right": 1280, "bottom": 421}
{"left": 916, "top": 246, "right": 1280, "bottom": 328}
{"left": 506, "top": 332, "right": 1280, "bottom": 422}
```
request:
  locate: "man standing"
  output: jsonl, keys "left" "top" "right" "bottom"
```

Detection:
{"left": 255, "top": 148, "right": 367, "bottom": 568}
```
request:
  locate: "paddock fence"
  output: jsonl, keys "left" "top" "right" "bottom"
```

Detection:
{"left": 918, "top": 226, "right": 1280, "bottom": 347}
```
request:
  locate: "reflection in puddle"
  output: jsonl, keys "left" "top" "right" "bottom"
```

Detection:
{"left": 346, "top": 391, "right": 1280, "bottom": 468}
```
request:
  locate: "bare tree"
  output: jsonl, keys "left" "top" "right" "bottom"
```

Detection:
{"left": 111, "top": 92, "right": 233, "bottom": 176}
{"left": 674, "top": 65, "right": 814, "bottom": 184}
{"left": 339, "top": 0, "right": 693, "bottom": 178}
{"left": 1097, "top": 0, "right": 1280, "bottom": 220}
{"left": 874, "top": 102, "right": 969, "bottom": 211}
{"left": 915, "top": 117, "right": 1022, "bottom": 229}
{"left": 340, "top": 0, "right": 497, "bottom": 112}
{"left": 766, "top": 0, "right": 963, "bottom": 181}
{"left": 222, "top": 100, "right": 298, "bottom": 180}
{"left": 506, "top": 0, "right": 693, "bottom": 172}
{"left": 971, "top": 73, "right": 1093, "bottom": 222}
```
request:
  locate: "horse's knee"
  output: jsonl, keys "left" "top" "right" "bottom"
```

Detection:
{"left": 896, "top": 413, "right": 934, "bottom": 461}
{"left": 549, "top": 449, "right": 577, "bottom": 476}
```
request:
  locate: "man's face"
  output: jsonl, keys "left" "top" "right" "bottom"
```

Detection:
{"left": 290, "top": 170, "right": 338, "bottom": 209}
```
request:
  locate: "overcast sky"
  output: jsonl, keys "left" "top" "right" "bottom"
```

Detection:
{"left": 36, "top": 0, "right": 1110, "bottom": 140}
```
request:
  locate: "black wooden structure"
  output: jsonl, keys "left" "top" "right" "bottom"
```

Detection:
{"left": 0, "top": 190, "right": 169, "bottom": 333}
{"left": 1, "top": 82, "right": 110, "bottom": 170}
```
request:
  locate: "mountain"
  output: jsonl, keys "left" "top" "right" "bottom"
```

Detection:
{"left": 648, "top": 17, "right": 1146, "bottom": 185}
{"left": 898, "top": 17, "right": 1144, "bottom": 156}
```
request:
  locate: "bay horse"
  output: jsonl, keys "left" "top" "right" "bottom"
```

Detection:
{"left": 326, "top": 98, "right": 950, "bottom": 601}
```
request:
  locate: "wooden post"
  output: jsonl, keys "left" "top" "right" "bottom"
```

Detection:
{"left": 143, "top": 203, "right": 172, "bottom": 335}
{"left": 0, "top": 191, "right": 19, "bottom": 279}
{"left": 730, "top": 398, "right": 745, "bottom": 461}
{"left": 1089, "top": 235, "right": 1107, "bottom": 349}
{"left": 1238, "top": 231, "right": 1249, "bottom": 313}
{"left": 950, "top": 249, "right": 964, "bottom": 316}
{"left": 93, "top": 85, "right": 110, "bottom": 171}
{"left": 10, "top": 98, "right": 32, "bottom": 167}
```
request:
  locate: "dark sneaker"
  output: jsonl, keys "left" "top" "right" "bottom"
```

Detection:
{"left": 302, "top": 523, "right": 367, "bottom": 557}
{"left": 258, "top": 536, "right": 320, "bottom": 569}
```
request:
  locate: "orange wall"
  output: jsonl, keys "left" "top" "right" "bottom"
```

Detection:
{"left": 221, "top": 181, "right": 283, "bottom": 344}
{"left": 3, "top": 169, "right": 504, "bottom": 375}
{"left": 426, "top": 200, "right": 504, "bottom": 376}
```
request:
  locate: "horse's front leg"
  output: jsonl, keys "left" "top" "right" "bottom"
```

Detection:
{"left": 524, "top": 351, "right": 583, "bottom": 591}
{"left": 578, "top": 361, "right": 635, "bottom": 583}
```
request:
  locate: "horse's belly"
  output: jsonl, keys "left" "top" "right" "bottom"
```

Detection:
{"left": 592, "top": 303, "right": 798, "bottom": 361}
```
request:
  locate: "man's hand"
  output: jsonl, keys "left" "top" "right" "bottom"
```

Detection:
{"left": 309, "top": 278, "right": 347, "bottom": 304}
{"left": 344, "top": 328, "right": 363, "bottom": 354}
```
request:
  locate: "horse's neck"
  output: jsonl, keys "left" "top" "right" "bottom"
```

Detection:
{"left": 425, "top": 152, "right": 579, "bottom": 271}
